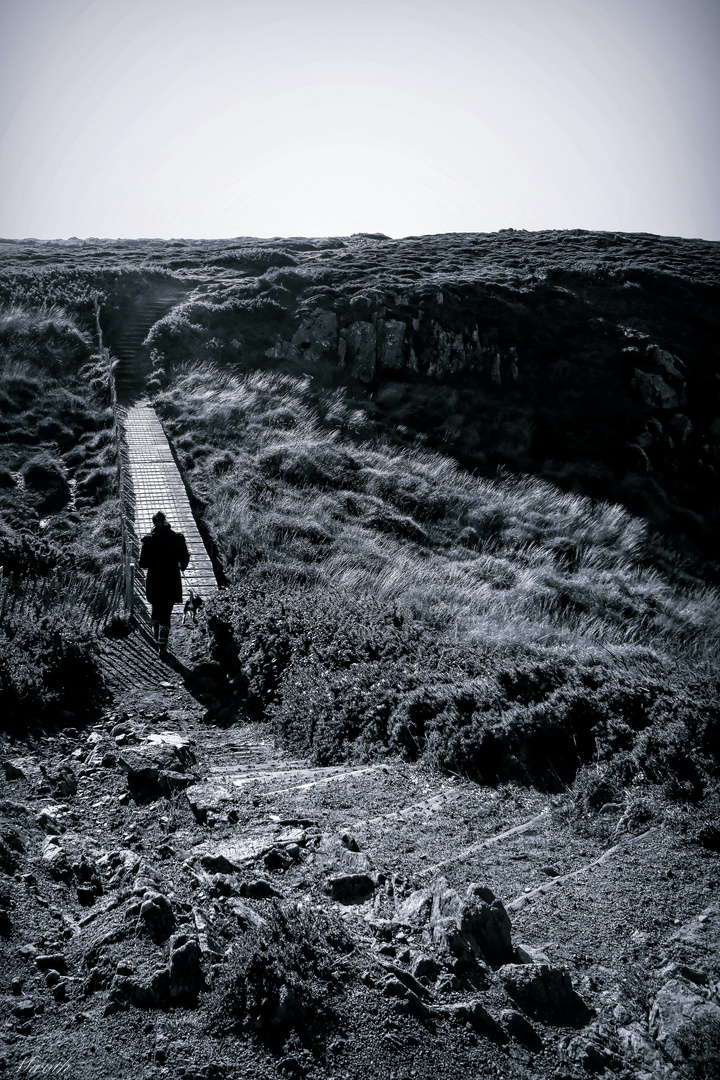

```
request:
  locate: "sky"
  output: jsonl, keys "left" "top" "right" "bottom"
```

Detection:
{"left": 0, "top": 0, "right": 718, "bottom": 241}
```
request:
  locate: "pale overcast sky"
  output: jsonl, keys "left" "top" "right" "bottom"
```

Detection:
{"left": 0, "top": 0, "right": 718, "bottom": 240}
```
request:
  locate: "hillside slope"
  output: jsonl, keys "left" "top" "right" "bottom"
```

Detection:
{"left": 2, "top": 229, "right": 720, "bottom": 554}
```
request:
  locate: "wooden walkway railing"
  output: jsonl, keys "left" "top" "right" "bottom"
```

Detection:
{"left": 95, "top": 295, "right": 218, "bottom": 631}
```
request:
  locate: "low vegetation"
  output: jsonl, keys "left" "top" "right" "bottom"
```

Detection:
{"left": 156, "top": 363, "right": 720, "bottom": 802}
{"left": 0, "top": 302, "right": 121, "bottom": 731}
{"left": 210, "top": 901, "right": 354, "bottom": 1045}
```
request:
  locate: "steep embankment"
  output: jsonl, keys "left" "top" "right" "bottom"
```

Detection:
{"left": 3, "top": 230, "right": 719, "bottom": 552}
{"left": 147, "top": 231, "right": 720, "bottom": 555}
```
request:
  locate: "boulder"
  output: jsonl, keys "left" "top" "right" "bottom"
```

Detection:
{"left": 139, "top": 891, "right": 175, "bottom": 942}
{"left": 649, "top": 977, "right": 720, "bottom": 1067}
{"left": 85, "top": 738, "right": 118, "bottom": 769}
{"left": 169, "top": 933, "right": 205, "bottom": 1001}
{"left": 118, "top": 750, "right": 162, "bottom": 799}
{"left": 617, "top": 1022, "right": 679, "bottom": 1079}
{"left": 3, "top": 758, "right": 45, "bottom": 787}
{"left": 499, "top": 963, "right": 592, "bottom": 1026}
{"left": 133, "top": 862, "right": 162, "bottom": 896}
{"left": 42, "top": 836, "right": 71, "bottom": 881}
{"left": 119, "top": 737, "right": 195, "bottom": 800}
{"left": 36, "top": 808, "right": 63, "bottom": 834}
{"left": 394, "top": 989, "right": 431, "bottom": 1020}
{"left": 144, "top": 732, "right": 197, "bottom": 769}
{"left": 108, "top": 967, "right": 170, "bottom": 1011}
{"left": 563, "top": 1024, "right": 621, "bottom": 1073}
{"left": 47, "top": 764, "right": 78, "bottom": 797}
{"left": 35, "top": 954, "right": 68, "bottom": 975}
{"left": 380, "top": 963, "right": 431, "bottom": 1000}
{"left": 634, "top": 369, "right": 679, "bottom": 410}
{"left": 395, "top": 888, "right": 433, "bottom": 927}
{"left": 502, "top": 1009, "right": 544, "bottom": 1051}
{"left": 240, "top": 878, "right": 281, "bottom": 900}
{"left": 410, "top": 953, "right": 441, "bottom": 981}
{"left": 324, "top": 873, "right": 375, "bottom": 903}
{"left": 428, "top": 877, "right": 514, "bottom": 966}
{"left": 291, "top": 311, "right": 339, "bottom": 360}
{"left": 225, "top": 897, "right": 268, "bottom": 931}
{"left": 435, "top": 1000, "right": 508, "bottom": 1042}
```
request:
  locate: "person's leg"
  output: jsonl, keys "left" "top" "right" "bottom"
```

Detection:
{"left": 157, "top": 603, "right": 173, "bottom": 655}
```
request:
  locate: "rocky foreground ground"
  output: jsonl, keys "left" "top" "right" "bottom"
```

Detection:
{"left": 1, "top": 627, "right": 719, "bottom": 1080}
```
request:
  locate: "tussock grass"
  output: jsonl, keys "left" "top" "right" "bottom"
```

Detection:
{"left": 157, "top": 363, "right": 720, "bottom": 793}
{"left": 158, "top": 364, "right": 720, "bottom": 664}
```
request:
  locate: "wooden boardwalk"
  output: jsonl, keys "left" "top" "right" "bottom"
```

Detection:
{"left": 122, "top": 400, "right": 218, "bottom": 605}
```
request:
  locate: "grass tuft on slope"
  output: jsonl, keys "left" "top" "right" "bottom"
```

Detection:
{"left": 157, "top": 363, "right": 720, "bottom": 795}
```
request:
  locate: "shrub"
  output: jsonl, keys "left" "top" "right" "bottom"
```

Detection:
{"left": 210, "top": 901, "right": 352, "bottom": 1045}
{"left": 22, "top": 454, "right": 70, "bottom": 512}
{"left": 0, "top": 606, "right": 106, "bottom": 733}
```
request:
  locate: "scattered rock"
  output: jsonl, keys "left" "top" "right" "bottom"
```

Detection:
{"left": 649, "top": 977, "right": 720, "bottom": 1067}
{"left": 324, "top": 873, "right": 375, "bottom": 903}
{"left": 410, "top": 953, "right": 441, "bottom": 981}
{"left": 169, "top": 933, "right": 205, "bottom": 1001}
{"left": 225, "top": 898, "right": 268, "bottom": 931}
{"left": 47, "top": 764, "right": 78, "bottom": 797}
{"left": 35, "top": 954, "right": 68, "bottom": 974}
{"left": 139, "top": 891, "right": 175, "bottom": 942}
{"left": 199, "top": 853, "right": 241, "bottom": 875}
{"left": 3, "top": 758, "right": 44, "bottom": 787}
{"left": 499, "top": 963, "right": 592, "bottom": 1026}
{"left": 502, "top": 1009, "right": 544, "bottom": 1051}
{"left": 435, "top": 1000, "right": 508, "bottom": 1042}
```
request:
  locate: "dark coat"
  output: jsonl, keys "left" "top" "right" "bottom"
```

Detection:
{"left": 139, "top": 524, "right": 190, "bottom": 606}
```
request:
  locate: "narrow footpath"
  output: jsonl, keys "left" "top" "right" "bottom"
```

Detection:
{"left": 122, "top": 400, "right": 217, "bottom": 602}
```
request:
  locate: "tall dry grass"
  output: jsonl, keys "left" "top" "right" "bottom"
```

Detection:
{"left": 157, "top": 363, "right": 720, "bottom": 669}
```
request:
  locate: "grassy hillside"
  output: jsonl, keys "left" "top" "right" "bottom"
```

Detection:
{"left": 2, "top": 230, "right": 720, "bottom": 556}
{"left": 156, "top": 363, "right": 720, "bottom": 809}
{"left": 0, "top": 303, "right": 120, "bottom": 729}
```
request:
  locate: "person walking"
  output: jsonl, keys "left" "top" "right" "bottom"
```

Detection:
{"left": 139, "top": 511, "right": 190, "bottom": 656}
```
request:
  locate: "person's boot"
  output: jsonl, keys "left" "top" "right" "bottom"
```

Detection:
{"left": 152, "top": 621, "right": 160, "bottom": 643}
{"left": 158, "top": 624, "right": 169, "bottom": 657}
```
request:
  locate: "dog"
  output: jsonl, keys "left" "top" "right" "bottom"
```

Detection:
{"left": 182, "top": 589, "right": 203, "bottom": 626}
